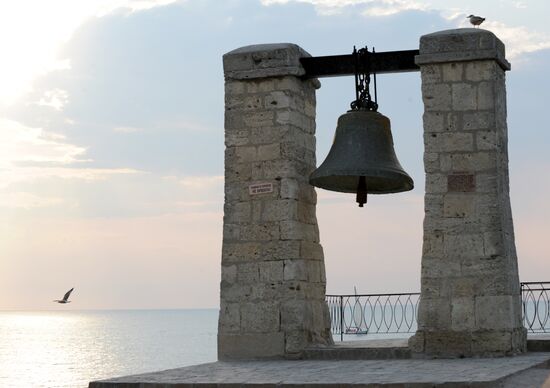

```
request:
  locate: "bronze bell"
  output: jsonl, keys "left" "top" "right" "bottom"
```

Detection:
{"left": 310, "top": 109, "right": 413, "bottom": 207}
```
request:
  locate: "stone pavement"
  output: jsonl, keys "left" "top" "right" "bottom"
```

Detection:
{"left": 90, "top": 352, "right": 550, "bottom": 387}
{"left": 503, "top": 366, "right": 550, "bottom": 388}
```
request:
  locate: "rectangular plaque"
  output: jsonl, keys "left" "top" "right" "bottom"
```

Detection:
{"left": 249, "top": 182, "right": 273, "bottom": 195}
{"left": 447, "top": 174, "right": 475, "bottom": 192}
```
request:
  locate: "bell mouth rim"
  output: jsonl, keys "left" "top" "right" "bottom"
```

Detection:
{"left": 309, "top": 171, "right": 414, "bottom": 194}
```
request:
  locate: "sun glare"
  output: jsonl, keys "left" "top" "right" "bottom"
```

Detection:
{"left": 0, "top": 0, "right": 176, "bottom": 107}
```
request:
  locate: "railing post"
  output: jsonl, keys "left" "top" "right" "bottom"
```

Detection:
{"left": 520, "top": 282, "right": 525, "bottom": 328}
{"left": 340, "top": 296, "right": 344, "bottom": 342}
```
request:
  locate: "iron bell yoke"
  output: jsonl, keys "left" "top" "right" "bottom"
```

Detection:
{"left": 309, "top": 46, "right": 414, "bottom": 207}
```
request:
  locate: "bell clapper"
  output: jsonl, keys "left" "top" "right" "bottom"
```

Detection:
{"left": 356, "top": 176, "right": 367, "bottom": 207}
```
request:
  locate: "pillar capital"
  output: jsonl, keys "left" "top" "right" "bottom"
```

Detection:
{"left": 223, "top": 43, "right": 311, "bottom": 80}
{"left": 416, "top": 28, "right": 510, "bottom": 71}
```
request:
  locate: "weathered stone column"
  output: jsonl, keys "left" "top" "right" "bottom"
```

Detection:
{"left": 218, "top": 44, "right": 332, "bottom": 360}
{"left": 409, "top": 29, "right": 526, "bottom": 357}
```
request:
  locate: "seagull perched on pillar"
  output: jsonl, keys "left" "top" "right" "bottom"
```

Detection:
{"left": 467, "top": 15, "right": 485, "bottom": 28}
{"left": 53, "top": 287, "right": 74, "bottom": 304}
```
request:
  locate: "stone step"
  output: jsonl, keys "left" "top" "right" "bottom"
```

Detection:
{"left": 303, "top": 336, "right": 550, "bottom": 360}
{"left": 527, "top": 335, "right": 550, "bottom": 352}
{"left": 303, "top": 338, "right": 411, "bottom": 360}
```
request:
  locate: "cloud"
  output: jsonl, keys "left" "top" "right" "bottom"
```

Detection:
{"left": 261, "top": 0, "right": 366, "bottom": 6}
{"left": 2, "top": 166, "right": 140, "bottom": 184}
{"left": 37, "top": 89, "right": 70, "bottom": 111}
{"left": 435, "top": 14, "right": 550, "bottom": 60}
{"left": 0, "top": 0, "right": 178, "bottom": 106}
{"left": 0, "top": 166, "right": 142, "bottom": 213}
{"left": 261, "top": 0, "right": 427, "bottom": 16}
{"left": 1, "top": 166, "right": 222, "bottom": 217}
{"left": 0, "top": 117, "right": 142, "bottom": 211}
{"left": 96, "top": 0, "right": 179, "bottom": 16}
{"left": 172, "top": 175, "right": 224, "bottom": 210}
{"left": 260, "top": 0, "right": 550, "bottom": 60}
{"left": 6, "top": 5, "right": 225, "bottom": 176}
{"left": 0, "top": 118, "right": 86, "bottom": 167}
{"left": 165, "top": 119, "right": 217, "bottom": 132}
{"left": 178, "top": 175, "right": 224, "bottom": 189}
{"left": 0, "top": 191, "right": 67, "bottom": 209}
{"left": 479, "top": 21, "right": 550, "bottom": 59}
{"left": 113, "top": 126, "right": 143, "bottom": 133}
{"left": 512, "top": 1, "right": 527, "bottom": 9}
{"left": 361, "top": 0, "right": 427, "bottom": 16}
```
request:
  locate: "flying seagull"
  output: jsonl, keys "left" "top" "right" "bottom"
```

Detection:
{"left": 467, "top": 15, "right": 485, "bottom": 28}
{"left": 53, "top": 287, "right": 74, "bottom": 304}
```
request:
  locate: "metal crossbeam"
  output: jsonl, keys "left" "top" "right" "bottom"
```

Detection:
{"left": 301, "top": 49, "right": 420, "bottom": 78}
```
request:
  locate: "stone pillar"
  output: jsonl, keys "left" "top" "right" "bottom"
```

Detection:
{"left": 218, "top": 44, "right": 333, "bottom": 360}
{"left": 409, "top": 29, "right": 526, "bottom": 357}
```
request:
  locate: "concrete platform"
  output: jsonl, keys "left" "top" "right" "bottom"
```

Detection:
{"left": 89, "top": 336, "right": 550, "bottom": 387}
{"left": 90, "top": 352, "right": 550, "bottom": 387}
{"left": 304, "top": 338, "right": 411, "bottom": 360}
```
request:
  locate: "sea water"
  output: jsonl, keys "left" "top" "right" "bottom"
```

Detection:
{"left": 0, "top": 308, "right": 420, "bottom": 387}
{"left": 0, "top": 310, "right": 218, "bottom": 388}
{"left": 12, "top": 306, "right": 544, "bottom": 387}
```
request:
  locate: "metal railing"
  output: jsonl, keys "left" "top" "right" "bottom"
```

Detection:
{"left": 522, "top": 282, "right": 550, "bottom": 333}
{"left": 327, "top": 281, "right": 550, "bottom": 341}
{"left": 326, "top": 292, "right": 420, "bottom": 341}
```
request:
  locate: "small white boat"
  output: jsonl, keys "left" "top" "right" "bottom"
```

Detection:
{"left": 345, "top": 327, "right": 368, "bottom": 335}
{"left": 346, "top": 287, "right": 369, "bottom": 334}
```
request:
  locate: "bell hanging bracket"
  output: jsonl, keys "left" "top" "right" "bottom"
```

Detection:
{"left": 350, "top": 46, "right": 378, "bottom": 113}
{"left": 351, "top": 46, "right": 378, "bottom": 207}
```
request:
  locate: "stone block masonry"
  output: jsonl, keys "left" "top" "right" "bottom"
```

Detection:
{"left": 409, "top": 29, "right": 526, "bottom": 357}
{"left": 219, "top": 44, "right": 332, "bottom": 360}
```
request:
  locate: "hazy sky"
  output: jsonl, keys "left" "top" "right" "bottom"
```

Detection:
{"left": 1, "top": 0, "right": 549, "bottom": 310}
